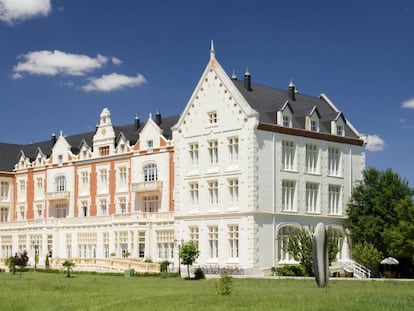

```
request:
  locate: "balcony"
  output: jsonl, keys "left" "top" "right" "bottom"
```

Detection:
{"left": 45, "top": 191, "right": 70, "bottom": 201}
{"left": 131, "top": 181, "right": 163, "bottom": 193}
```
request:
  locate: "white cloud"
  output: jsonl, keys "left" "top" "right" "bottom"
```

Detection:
{"left": 82, "top": 73, "right": 147, "bottom": 92}
{"left": 11, "top": 72, "right": 22, "bottom": 80}
{"left": 401, "top": 98, "right": 414, "bottom": 109}
{"left": 0, "top": 0, "right": 51, "bottom": 24}
{"left": 112, "top": 57, "right": 122, "bottom": 66}
{"left": 13, "top": 50, "right": 108, "bottom": 77}
{"left": 366, "top": 134, "right": 386, "bottom": 152}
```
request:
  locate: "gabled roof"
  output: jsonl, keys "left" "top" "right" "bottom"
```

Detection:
{"left": 231, "top": 80, "right": 358, "bottom": 138}
{"left": 0, "top": 114, "right": 180, "bottom": 172}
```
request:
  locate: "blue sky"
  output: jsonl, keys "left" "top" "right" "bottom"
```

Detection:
{"left": 1, "top": 0, "right": 413, "bottom": 185}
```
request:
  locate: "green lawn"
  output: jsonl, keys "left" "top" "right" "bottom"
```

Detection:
{"left": 0, "top": 272, "right": 413, "bottom": 310}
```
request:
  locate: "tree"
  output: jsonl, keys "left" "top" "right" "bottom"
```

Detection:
{"left": 284, "top": 226, "right": 340, "bottom": 276}
{"left": 179, "top": 240, "right": 200, "bottom": 278}
{"left": 345, "top": 167, "right": 413, "bottom": 256}
{"left": 383, "top": 199, "right": 414, "bottom": 261}
{"left": 14, "top": 251, "right": 29, "bottom": 279}
{"left": 62, "top": 260, "right": 75, "bottom": 278}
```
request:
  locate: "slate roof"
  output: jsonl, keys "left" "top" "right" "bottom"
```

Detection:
{"left": 232, "top": 79, "right": 358, "bottom": 138}
{"left": 0, "top": 115, "right": 180, "bottom": 173}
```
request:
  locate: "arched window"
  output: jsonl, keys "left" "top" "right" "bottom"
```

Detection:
{"left": 277, "top": 226, "right": 297, "bottom": 263}
{"left": 328, "top": 227, "right": 346, "bottom": 260}
{"left": 56, "top": 175, "right": 66, "bottom": 192}
{"left": 143, "top": 163, "right": 157, "bottom": 182}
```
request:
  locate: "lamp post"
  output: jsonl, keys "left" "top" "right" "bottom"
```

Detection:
{"left": 176, "top": 238, "right": 184, "bottom": 277}
{"left": 34, "top": 243, "right": 39, "bottom": 272}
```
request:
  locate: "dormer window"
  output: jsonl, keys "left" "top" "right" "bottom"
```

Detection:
{"left": 208, "top": 111, "right": 217, "bottom": 124}
{"left": 147, "top": 140, "right": 153, "bottom": 149}
{"left": 283, "top": 116, "right": 290, "bottom": 127}
{"left": 311, "top": 120, "right": 318, "bottom": 132}
{"left": 337, "top": 125, "right": 343, "bottom": 136}
{"left": 99, "top": 146, "right": 110, "bottom": 156}
{"left": 58, "top": 154, "right": 63, "bottom": 165}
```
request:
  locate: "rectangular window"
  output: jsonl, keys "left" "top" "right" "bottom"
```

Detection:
{"left": 147, "top": 140, "right": 153, "bottom": 149}
{"left": 282, "top": 140, "right": 295, "bottom": 171}
{"left": 36, "top": 204, "right": 42, "bottom": 219}
{"left": 306, "top": 182, "right": 319, "bottom": 213}
{"left": 35, "top": 177, "right": 43, "bottom": 198}
{"left": 283, "top": 115, "right": 290, "bottom": 127}
{"left": 81, "top": 200, "right": 88, "bottom": 217}
{"left": 306, "top": 144, "right": 318, "bottom": 174}
{"left": 119, "top": 197, "right": 127, "bottom": 213}
{"left": 99, "top": 146, "right": 110, "bottom": 156}
{"left": 189, "top": 143, "right": 199, "bottom": 167}
{"left": 189, "top": 226, "right": 199, "bottom": 247}
{"left": 119, "top": 167, "right": 127, "bottom": 185}
{"left": 228, "top": 225, "right": 239, "bottom": 259}
{"left": 55, "top": 203, "right": 67, "bottom": 218}
{"left": 77, "top": 233, "right": 97, "bottom": 258}
{"left": 328, "top": 147, "right": 341, "bottom": 176}
{"left": 103, "top": 233, "right": 109, "bottom": 258}
{"left": 311, "top": 120, "right": 318, "bottom": 132}
{"left": 144, "top": 195, "right": 158, "bottom": 212}
{"left": 208, "top": 111, "right": 217, "bottom": 124}
{"left": 228, "top": 137, "right": 239, "bottom": 162}
{"left": 189, "top": 183, "right": 199, "bottom": 205}
{"left": 337, "top": 125, "right": 343, "bottom": 136}
{"left": 228, "top": 179, "right": 239, "bottom": 203}
{"left": 208, "top": 180, "right": 218, "bottom": 205}
{"left": 0, "top": 207, "right": 8, "bottom": 222}
{"left": 100, "top": 169, "right": 108, "bottom": 189}
{"left": 329, "top": 185, "right": 341, "bottom": 215}
{"left": 81, "top": 171, "right": 89, "bottom": 189}
{"left": 208, "top": 226, "right": 219, "bottom": 259}
{"left": 208, "top": 140, "right": 218, "bottom": 165}
{"left": 18, "top": 235, "right": 26, "bottom": 252}
{"left": 1, "top": 236, "right": 12, "bottom": 257}
{"left": 100, "top": 199, "right": 107, "bottom": 216}
{"left": 156, "top": 231, "right": 174, "bottom": 260}
{"left": 0, "top": 181, "right": 9, "bottom": 201}
{"left": 138, "top": 231, "right": 145, "bottom": 258}
{"left": 282, "top": 180, "right": 296, "bottom": 212}
{"left": 66, "top": 234, "right": 72, "bottom": 258}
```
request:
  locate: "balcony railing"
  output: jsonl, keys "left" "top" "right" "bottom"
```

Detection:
{"left": 45, "top": 191, "right": 70, "bottom": 201}
{"left": 131, "top": 181, "right": 163, "bottom": 193}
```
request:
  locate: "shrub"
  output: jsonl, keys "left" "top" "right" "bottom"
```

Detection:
{"left": 159, "top": 260, "right": 170, "bottom": 273}
{"left": 275, "top": 265, "right": 305, "bottom": 276}
{"left": 193, "top": 267, "right": 205, "bottom": 280}
{"left": 216, "top": 272, "right": 232, "bottom": 296}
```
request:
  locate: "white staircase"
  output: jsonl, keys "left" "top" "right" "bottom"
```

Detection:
{"left": 340, "top": 258, "right": 371, "bottom": 279}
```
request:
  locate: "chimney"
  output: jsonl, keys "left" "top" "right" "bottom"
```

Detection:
{"left": 134, "top": 114, "right": 140, "bottom": 130}
{"left": 288, "top": 80, "right": 296, "bottom": 100}
{"left": 155, "top": 109, "right": 162, "bottom": 125}
{"left": 51, "top": 133, "right": 57, "bottom": 146}
{"left": 244, "top": 68, "right": 252, "bottom": 91}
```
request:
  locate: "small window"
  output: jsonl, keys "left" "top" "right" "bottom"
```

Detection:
{"left": 208, "top": 111, "right": 217, "bottom": 124}
{"left": 311, "top": 120, "right": 318, "bottom": 132}
{"left": 336, "top": 125, "right": 343, "bottom": 136}
{"left": 58, "top": 155, "right": 63, "bottom": 165}
{"left": 147, "top": 140, "right": 153, "bottom": 149}
{"left": 99, "top": 146, "right": 110, "bottom": 156}
{"left": 283, "top": 115, "right": 290, "bottom": 127}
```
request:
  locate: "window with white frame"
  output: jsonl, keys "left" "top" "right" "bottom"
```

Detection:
{"left": 54, "top": 203, "right": 67, "bottom": 218}
{"left": 306, "top": 144, "right": 318, "bottom": 174}
{"left": 118, "top": 166, "right": 127, "bottom": 185}
{"left": 115, "top": 231, "right": 130, "bottom": 258}
{"left": 189, "top": 226, "right": 199, "bottom": 247}
{"left": 189, "top": 182, "right": 199, "bottom": 205}
{"left": 144, "top": 195, "right": 158, "bottom": 212}
{"left": 228, "top": 225, "right": 239, "bottom": 259}
{"left": 282, "top": 115, "right": 291, "bottom": 127}
{"left": 0, "top": 181, "right": 9, "bottom": 201}
{"left": 156, "top": 230, "right": 174, "bottom": 260}
{"left": 35, "top": 204, "right": 42, "bottom": 219}
{"left": 18, "top": 205, "right": 25, "bottom": 220}
{"left": 18, "top": 235, "right": 26, "bottom": 252}
{"left": 77, "top": 232, "right": 97, "bottom": 258}
{"left": 118, "top": 197, "right": 127, "bottom": 213}
{"left": 99, "top": 198, "right": 107, "bottom": 216}
{"left": 282, "top": 180, "right": 296, "bottom": 212}
{"left": 329, "top": 227, "right": 345, "bottom": 260}
{"left": 0, "top": 207, "right": 8, "bottom": 222}
{"left": 208, "top": 111, "right": 217, "bottom": 124}
{"left": 144, "top": 163, "right": 157, "bottom": 181}
{"left": 228, "top": 179, "right": 239, "bottom": 203}
{"left": 189, "top": 143, "right": 199, "bottom": 167}
{"left": 66, "top": 234, "right": 72, "bottom": 258}
{"left": 1, "top": 236, "right": 12, "bottom": 257}
{"left": 81, "top": 200, "right": 88, "bottom": 217}
{"left": 18, "top": 180, "right": 26, "bottom": 201}
{"left": 35, "top": 177, "right": 43, "bottom": 199}
{"left": 282, "top": 140, "right": 295, "bottom": 171}
{"left": 55, "top": 175, "right": 66, "bottom": 192}
{"left": 208, "top": 226, "right": 219, "bottom": 259}
{"left": 328, "top": 147, "right": 341, "bottom": 176}
{"left": 306, "top": 182, "right": 319, "bottom": 213}
{"left": 278, "top": 226, "right": 296, "bottom": 263}
{"left": 81, "top": 171, "right": 89, "bottom": 190}
{"left": 310, "top": 120, "right": 318, "bottom": 132}
{"left": 138, "top": 231, "right": 145, "bottom": 258}
{"left": 228, "top": 137, "right": 239, "bottom": 162}
{"left": 208, "top": 140, "right": 218, "bottom": 165}
{"left": 103, "top": 232, "right": 110, "bottom": 258}
{"left": 336, "top": 125, "right": 344, "bottom": 136}
{"left": 208, "top": 180, "right": 218, "bottom": 205}
{"left": 147, "top": 140, "right": 153, "bottom": 149}
{"left": 329, "top": 185, "right": 341, "bottom": 215}
{"left": 99, "top": 169, "right": 108, "bottom": 190}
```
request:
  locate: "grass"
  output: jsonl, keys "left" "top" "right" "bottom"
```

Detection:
{"left": 0, "top": 272, "right": 413, "bottom": 310}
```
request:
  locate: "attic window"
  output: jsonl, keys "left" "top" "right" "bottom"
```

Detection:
{"left": 147, "top": 140, "right": 153, "bottom": 149}
{"left": 208, "top": 111, "right": 217, "bottom": 124}
{"left": 99, "top": 146, "right": 110, "bottom": 156}
{"left": 283, "top": 116, "right": 291, "bottom": 127}
{"left": 336, "top": 125, "right": 343, "bottom": 136}
{"left": 311, "top": 120, "right": 318, "bottom": 132}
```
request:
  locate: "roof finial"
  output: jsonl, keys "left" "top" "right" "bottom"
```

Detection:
{"left": 210, "top": 40, "right": 215, "bottom": 60}
{"left": 231, "top": 69, "right": 237, "bottom": 80}
{"left": 289, "top": 78, "right": 295, "bottom": 87}
{"left": 245, "top": 67, "right": 250, "bottom": 76}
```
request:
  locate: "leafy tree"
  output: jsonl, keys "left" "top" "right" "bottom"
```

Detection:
{"left": 351, "top": 242, "right": 383, "bottom": 267}
{"left": 284, "top": 226, "right": 340, "bottom": 276}
{"left": 345, "top": 167, "right": 413, "bottom": 255}
{"left": 62, "top": 260, "right": 75, "bottom": 278}
{"left": 179, "top": 240, "right": 200, "bottom": 278}
{"left": 14, "top": 251, "right": 29, "bottom": 279}
{"left": 383, "top": 199, "right": 414, "bottom": 261}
